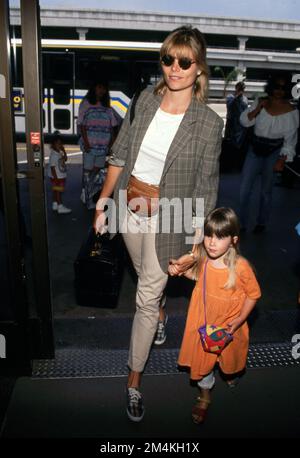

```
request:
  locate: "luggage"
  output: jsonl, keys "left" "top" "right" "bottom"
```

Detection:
{"left": 74, "top": 229, "right": 125, "bottom": 308}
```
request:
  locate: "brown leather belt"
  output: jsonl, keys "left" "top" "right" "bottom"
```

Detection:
{"left": 127, "top": 175, "right": 159, "bottom": 217}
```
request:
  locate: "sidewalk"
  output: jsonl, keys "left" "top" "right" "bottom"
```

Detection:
{"left": 1, "top": 367, "right": 300, "bottom": 438}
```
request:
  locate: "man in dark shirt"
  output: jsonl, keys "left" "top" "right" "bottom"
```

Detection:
{"left": 221, "top": 81, "right": 248, "bottom": 171}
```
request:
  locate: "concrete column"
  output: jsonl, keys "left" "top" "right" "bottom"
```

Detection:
{"left": 237, "top": 36, "right": 248, "bottom": 50}
{"left": 76, "top": 28, "right": 89, "bottom": 40}
{"left": 236, "top": 61, "right": 247, "bottom": 81}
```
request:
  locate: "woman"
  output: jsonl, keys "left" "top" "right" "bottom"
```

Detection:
{"left": 239, "top": 74, "right": 299, "bottom": 233}
{"left": 77, "top": 80, "right": 120, "bottom": 208}
{"left": 93, "top": 26, "right": 223, "bottom": 422}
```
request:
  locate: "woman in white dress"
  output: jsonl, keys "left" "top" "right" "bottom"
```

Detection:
{"left": 239, "top": 74, "right": 299, "bottom": 233}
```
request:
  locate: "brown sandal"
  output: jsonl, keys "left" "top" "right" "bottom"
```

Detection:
{"left": 227, "top": 378, "right": 239, "bottom": 389}
{"left": 192, "top": 396, "right": 211, "bottom": 424}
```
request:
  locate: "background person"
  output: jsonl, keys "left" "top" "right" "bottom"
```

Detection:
{"left": 48, "top": 131, "right": 71, "bottom": 214}
{"left": 222, "top": 81, "right": 249, "bottom": 171}
{"left": 93, "top": 25, "right": 223, "bottom": 422}
{"left": 77, "top": 80, "right": 121, "bottom": 209}
{"left": 239, "top": 73, "right": 299, "bottom": 233}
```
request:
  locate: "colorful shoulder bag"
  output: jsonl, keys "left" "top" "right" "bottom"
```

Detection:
{"left": 198, "top": 260, "right": 233, "bottom": 355}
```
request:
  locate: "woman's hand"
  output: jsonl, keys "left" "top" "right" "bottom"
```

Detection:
{"left": 248, "top": 97, "right": 268, "bottom": 121}
{"left": 168, "top": 253, "right": 196, "bottom": 276}
{"left": 257, "top": 97, "right": 268, "bottom": 111}
{"left": 93, "top": 209, "right": 108, "bottom": 235}
{"left": 168, "top": 263, "right": 180, "bottom": 276}
{"left": 226, "top": 316, "right": 244, "bottom": 334}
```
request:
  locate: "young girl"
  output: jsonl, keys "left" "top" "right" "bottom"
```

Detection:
{"left": 48, "top": 132, "right": 72, "bottom": 214}
{"left": 77, "top": 80, "right": 120, "bottom": 209}
{"left": 170, "top": 207, "right": 261, "bottom": 424}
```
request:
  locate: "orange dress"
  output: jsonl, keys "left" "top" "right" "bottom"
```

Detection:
{"left": 178, "top": 257, "right": 261, "bottom": 380}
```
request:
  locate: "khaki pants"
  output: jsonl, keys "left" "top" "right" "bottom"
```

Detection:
{"left": 121, "top": 208, "right": 168, "bottom": 372}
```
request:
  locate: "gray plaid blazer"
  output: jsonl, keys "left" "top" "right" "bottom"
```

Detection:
{"left": 108, "top": 88, "right": 223, "bottom": 273}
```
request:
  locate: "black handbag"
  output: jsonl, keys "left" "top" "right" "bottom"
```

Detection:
{"left": 74, "top": 229, "right": 125, "bottom": 308}
{"left": 252, "top": 134, "right": 284, "bottom": 157}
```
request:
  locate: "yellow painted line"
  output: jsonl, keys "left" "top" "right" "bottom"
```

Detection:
{"left": 73, "top": 98, "right": 128, "bottom": 112}
{"left": 17, "top": 147, "right": 81, "bottom": 152}
{"left": 47, "top": 97, "right": 128, "bottom": 112}
{"left": 111, "top": 100, "right": 127, "bottom": 113}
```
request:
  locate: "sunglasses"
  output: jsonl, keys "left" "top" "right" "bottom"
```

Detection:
{"left": 161, "top": 54, "right": 196, "bottom": 70}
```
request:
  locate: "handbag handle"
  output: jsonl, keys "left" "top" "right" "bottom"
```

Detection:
{"left": 202, "top": 260, "right": 209, "bottom": 326}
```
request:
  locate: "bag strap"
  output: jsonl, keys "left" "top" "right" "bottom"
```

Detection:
{"left": 202, "top": 260, "right": 209, "bottom": 326}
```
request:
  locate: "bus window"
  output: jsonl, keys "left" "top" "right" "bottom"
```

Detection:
{"left": 54, "top": 109, "right": 70, "bottom": 130}
{"left": 53, "top": 85, "right": 70, "bottom": 105}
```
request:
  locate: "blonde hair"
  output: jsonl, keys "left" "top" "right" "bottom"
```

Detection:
{"left": 191, "top": 207, "right": 241, "bottom": 289}
{"left": 154, "top": 25, "right": 209, "bottom": 103}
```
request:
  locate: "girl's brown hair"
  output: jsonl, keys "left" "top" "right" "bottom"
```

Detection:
{"left": 154, "top": 25, "right": 209, "bottom": 103}
{"left": 191, "top": 207, "right": 241, "bottom": 289}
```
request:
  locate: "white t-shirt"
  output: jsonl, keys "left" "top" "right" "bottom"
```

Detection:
{"left": 132, "top": 108, "right": 184, "bottom": 185}
{"left": 240, "top": 99, "right": 299, "bottom": 161}
{"left": 48, "top": 147, "right": 67, "bottom": 179}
